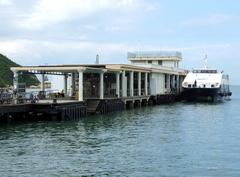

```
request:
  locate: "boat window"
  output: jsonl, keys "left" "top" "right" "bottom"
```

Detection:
{"left": 193, "top": 70, "right": 217, "bottom": 73}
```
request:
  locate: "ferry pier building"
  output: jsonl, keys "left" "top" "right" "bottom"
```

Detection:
{"left": 10, "top": 51, "right": 187, "bottom": 116}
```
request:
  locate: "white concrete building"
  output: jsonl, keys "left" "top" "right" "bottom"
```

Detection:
{"left": 128, "top": 51, "right": 186, "bottom": 95}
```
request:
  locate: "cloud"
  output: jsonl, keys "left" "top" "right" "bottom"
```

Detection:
{"left": 0, "top": 40, "right": 25, "bottom": 56}
{"left": 105, "top": 26, "right": 131, "bottom": 33}
{"left": 0, "top": 38, "right": 191, "bottom": 66}
{"left": 0, "top": 38, "right": 234, "bottom": 65}
{"left": 181, "top": 14, "right": 233, "bottom": 27}
{"left": 17, "top": 0, "right": 149, "bottom": 29}
{"left": 0, "top": 0, "right": 12, "bottom": 6}
{"left": 0, "top": 39, "right": 44, "bottom": 64}
{"left": 1, "top": 38, "right": 239, "bottom": 84}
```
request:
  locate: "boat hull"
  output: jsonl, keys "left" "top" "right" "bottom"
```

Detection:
{"left": 181, "top": 88, "right": 227, "bottom": 102}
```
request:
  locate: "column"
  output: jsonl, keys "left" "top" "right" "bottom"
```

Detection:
{"left": 13, "top": 71, "right": 19, "bottom": 90}
{"left": 100, "top": 72, "right": 104, "bottom": 99}
{"left": 138, "top": 72, "right": 141, "bottom": 96}
{"left": 71, "top": 73, "right": 75, "bottom": 96}
{"left": 167, "top": 74, "right": 170, "bottom": 92}
{"left": 41, "top": 73, "right": 45, "bottom": 92}
{"left": 176, "top": 75, "right": 180, "bottom": 93}
{"left": 12, "top": 71, "right": 19, "bottom": 104}
{"left": 145, "top": 73, "right": 148, "bottom": 96}
{"left": 116, "top": 72, "right": 120, "bottom": 98}
{"left": 121, "top": 71, "right": 126, "bottom": 97}
{"left": 130, "top": 71, "right": 134, "bottom": 97}
{"left": 172, "top": 75, "right": 175, "bottom": 92}
{"left": 78, "top": 71, "right": 83, "bottom": 101}
{"left": 180, "top": 76, "right": 184, "bottom": 92}
{"left": 64, "top": 74, "right": 68, "bottom": 95}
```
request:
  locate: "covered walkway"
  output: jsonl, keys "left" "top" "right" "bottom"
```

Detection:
{"left": 11, "top": 64, "right": 152, "bottom": 102}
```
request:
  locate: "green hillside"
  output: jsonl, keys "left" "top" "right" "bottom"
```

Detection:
{"left": 0, "top": 54, "right": 39, "bottom": 87}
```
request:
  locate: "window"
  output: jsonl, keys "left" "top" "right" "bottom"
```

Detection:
{"left": 148, "top": 60, "right": 152, "bottom": 64}
{"left": 193, "top": 70, "right": 217, "bottom": 74}
{"left": 158, "top": 60, "right": 162, "bottom": 65}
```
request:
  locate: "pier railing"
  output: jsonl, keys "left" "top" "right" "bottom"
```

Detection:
{"left": 104, "top": 88, "right": 117, "bottom": 98}
{"left": 128, "top": 51, "right": 182, "bottom": 59}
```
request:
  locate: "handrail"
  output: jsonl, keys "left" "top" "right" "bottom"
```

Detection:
{"left": 128, "top": 51, "right": 182, "bottom": 58}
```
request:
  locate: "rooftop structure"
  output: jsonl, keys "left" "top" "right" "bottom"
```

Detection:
{"left": 128, "top": 51, "right": 182, "bottom": 60}
{"left": 128, "top": 51, "right": 182, "bottom": 68}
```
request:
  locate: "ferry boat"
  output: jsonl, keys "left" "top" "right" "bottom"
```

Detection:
{"left": 181, "top": 56, "right": 232, "bottom": 102}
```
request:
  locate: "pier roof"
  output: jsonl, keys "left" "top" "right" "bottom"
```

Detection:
{"left": 11, "top": 64, "right": 187, "bottom": 75}
{"left": 11, "top": 64, "right": 152, "bottom": 73}
{"left": 11, "top": 66, "right": 105, "bottom": 74}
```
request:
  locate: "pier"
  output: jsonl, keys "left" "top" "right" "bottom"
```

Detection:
{"left": 0, "top": 51, "right": 187, "bottom": 123}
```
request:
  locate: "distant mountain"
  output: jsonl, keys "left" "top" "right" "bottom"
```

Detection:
{"left": 0, "top": 53, "right": 39, "bottom": 87}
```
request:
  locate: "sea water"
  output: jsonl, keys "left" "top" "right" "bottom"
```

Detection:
{"left": 0, "top": 86, "right": 239, "bottom": 176}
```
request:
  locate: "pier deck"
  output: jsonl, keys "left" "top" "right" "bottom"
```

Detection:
{"left": 0, "top": 92, "right": 180, "bottom": 123}
{"left": 0, "top": 101, "right": 87, "bottom": 123}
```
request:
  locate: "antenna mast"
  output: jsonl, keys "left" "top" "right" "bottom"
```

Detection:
{"left": 204, "top": 54, "right": 208, "bottom": 69}
{"left": 95, "top": 54, "right": 99, "bottom": 64}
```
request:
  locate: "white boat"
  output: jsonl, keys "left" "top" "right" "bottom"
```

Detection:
{"left": 181, "top": 56, "right": 232, "bottom": 102}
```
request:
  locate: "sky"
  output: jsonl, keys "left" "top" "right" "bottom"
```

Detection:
{"left": 0, "top": 0, "right": 240, "bottom": 85}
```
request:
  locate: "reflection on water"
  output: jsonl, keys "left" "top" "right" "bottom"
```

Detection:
{"left": 0, "top": 86, "right": 240, "bottom": 176}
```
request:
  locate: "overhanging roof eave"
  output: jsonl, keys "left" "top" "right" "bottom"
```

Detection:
{"left": 10, "top": 66, "right": 107, "bottom": 73}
